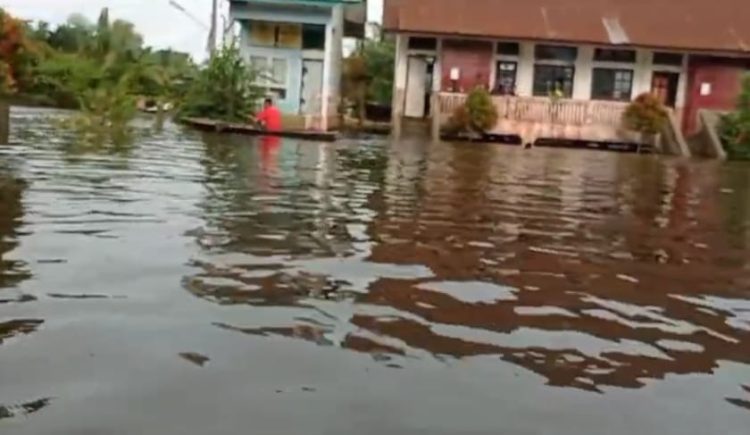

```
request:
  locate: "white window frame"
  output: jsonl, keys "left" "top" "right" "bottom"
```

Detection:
{"left": 249, "top": 55, "right": 289, "bottom": 99}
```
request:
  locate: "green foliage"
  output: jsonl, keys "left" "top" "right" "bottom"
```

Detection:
{"left": 3, "top": 7, "right": 197, "bottom": 150}
{"left": 7, "top": 8, "right": 196, "bottom": 110}
{"left": 178, "top": 45, "right": 262, "bottom": 123}
{"left": 720, "top": 75, "right": 750, "bottom": 160}
{"left": 342, "top": 35, "right": 395, "bottom": 121}
{"left": 361, "top": 38, "right": 394, "bottom": 105}
{"left": 64, "top": 77, "right": 137, "bottom": 149}
{"left": 465, "top": 87, "right": 499, "bottom": 132}
{"left": 26, "top": 53, "right": 103, "bottom": 108}
{"left": 623, "top": 93, "right": 669, "bottom": 135}
{"left": 447, "top": 87, "right": 499, "bottom": 135}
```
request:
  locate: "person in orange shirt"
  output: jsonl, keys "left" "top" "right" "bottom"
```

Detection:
{"left": 251, "top": 98, "right": 282, "bottom": 132}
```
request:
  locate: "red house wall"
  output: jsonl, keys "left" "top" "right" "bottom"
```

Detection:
{"left": 684, "top": 57, "right": 749, "bottom": 134}
{"left": 441, "top": 40, "right": 493, "bottom": 93}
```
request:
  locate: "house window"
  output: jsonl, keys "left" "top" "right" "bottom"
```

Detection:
{"left": 533, "top": 64, "right": 575, "bottom": 97}
{"left": 591, "top": 68, "right": 633, "bottom": 101}
{"left": 302, "top": 24, "right": 325, "bottom": 50}
{"left": 534, "top": 45, "right": 578, "bottom": 62}
{"left": 408, "top": 37, "right": 437, "bottom": 51}
{"left": 594, "top": 48, "right": 636, "bottom": 63}
{"left": 250, "top": 56, "right": 288, "bottom": 99}
{"left": 494, "top": 61, "right": 517, "bottom": 95}
{"left": 497, "top": 42, "right": 520, "bottom": 56}
{"left": 653, "top": 52, "right": 684, "bottom": 66}
{"left": 248, "top": 21, "right": 302, "bottom": 49}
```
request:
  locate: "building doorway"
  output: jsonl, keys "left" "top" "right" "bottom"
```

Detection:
{"left": 651, "top": 71, "right": 680, "bottom": 107}
{"left": 405, "top": 56, "right": 433, "bottom": 118}
{"left": 494, "top": 61, "right": 518, "bottom": 95}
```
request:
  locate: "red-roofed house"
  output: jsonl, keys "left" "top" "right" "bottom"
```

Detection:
{"left": 384, "top": 0, "right": 750, "bottom": 151}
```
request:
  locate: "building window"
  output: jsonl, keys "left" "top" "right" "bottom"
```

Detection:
{"left": 494, "top": 61, "right": 517, "bottom": 95}
{"left": 591, "top": 68, "right": 633, "bottom": 101}
{"left": 302, "top": 24, "right": 325, "bottom": 50}
{"left": 594, "top": 48, "right": 636, "bottom": 63}
{"left": 250, "top": 56, "right": 288, "bottom": 99}
{"left": 653, "top": 52, "right": 684, "bottom": 66}
{"left": 249, "top": 21, "right": 302, "bottom": 49}
{"left": 497, "top": 42, "right": 520, "bottom": 56}
{"left": 408, "top": 37, "right": 437, "bottom": 51}
{"left": 534, "top": 45, "right": 578, "bottom": 62}
{"left": 533, "top": 64, "right": 575, "bottom": 97}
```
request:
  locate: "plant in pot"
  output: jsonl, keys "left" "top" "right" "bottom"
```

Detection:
{"left": 623, "top": 93, "right": 669, "bottom": 151}
{"left": 444, "top": 86, "right": 498, "bottom": 140}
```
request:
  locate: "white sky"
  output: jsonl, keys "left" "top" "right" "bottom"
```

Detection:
{"left": 1, "top": 0, "right": 384, "bottom": 61}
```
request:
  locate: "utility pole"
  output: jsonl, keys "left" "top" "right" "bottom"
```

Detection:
{"left": 207, "top": 0, "right": 218, "bottom": 56}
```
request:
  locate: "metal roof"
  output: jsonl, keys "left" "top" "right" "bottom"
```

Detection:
{"left": 383, "top": 0, "right": 750, "bottom": 54}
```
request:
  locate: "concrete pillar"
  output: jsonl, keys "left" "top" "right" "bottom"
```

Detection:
{"left": 675, "top": 54, "right": 690, "bottom": 109}
{"left": 391, "top": 34, "right": 408, "bottom": 138}
{"left": 515, "top": 42, "right": 535, "bottom": 97}
{"left": 573, "top": 45, "right": 594, "bottom": 100}
{"left": 0, "top": 101, "right": 8, "bottom": 145}
{"left": 431, "top": 38, "right": 444, "bottom": 142}
{"left": 633, "top": 49, "right": 653, "bottom": 97}
{"left": 320, "top": 19, "right": 334, "bottom": 131}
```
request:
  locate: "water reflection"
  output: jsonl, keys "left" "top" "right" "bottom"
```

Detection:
{"left": 0, "top": 167, "right": 30, "bottom": 290}
{"left": 186, "top": 135, "right": 750, "bottom": 394}
{"left": 2, "top": 109, "right": 750, "bottom": 434}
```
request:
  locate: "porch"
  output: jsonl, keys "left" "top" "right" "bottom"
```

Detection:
{"left": 437, "top": 93, "right": 635, "bottom": 145}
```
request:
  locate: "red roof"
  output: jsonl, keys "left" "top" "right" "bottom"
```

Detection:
{"left": 383, "top": 0, "right": 750, "bottom": 54}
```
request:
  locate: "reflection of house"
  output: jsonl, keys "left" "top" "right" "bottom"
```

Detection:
{"left": 384, "top": 0, "right": 750, "bottom": 146}
{"left": 229, "top": 0, "right": 367, "bottom": 131}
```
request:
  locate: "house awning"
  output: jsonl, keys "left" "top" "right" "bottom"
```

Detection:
{"left": 383, "top": 0, "right": 750, "bottom": 55}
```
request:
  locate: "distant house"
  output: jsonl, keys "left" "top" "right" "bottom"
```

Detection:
{"left": 229, "top": 0, "right": 366, "bottom": 131}
{"left": 383, "top": 0, "right": 750, "bottom": 148}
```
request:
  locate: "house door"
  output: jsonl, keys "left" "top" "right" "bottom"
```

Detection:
{"left": 651, "top": 71, "right": 680, "bottom": 107}
{"left": 405, "top": 56, "right": 429, "bottom": 118}
{"left": 301, "top": 59, "right": 324, "bottom": 115}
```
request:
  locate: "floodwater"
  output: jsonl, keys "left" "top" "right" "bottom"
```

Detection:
{"left": 1, "top": 107, "right": 750, "bottom": 434}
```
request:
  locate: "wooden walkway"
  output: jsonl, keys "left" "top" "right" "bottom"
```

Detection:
{"left": 182, "top": 118, "right": 337, "bottom": 142}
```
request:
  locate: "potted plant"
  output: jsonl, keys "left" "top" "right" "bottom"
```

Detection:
{"left": 444, "top": 86, "right": 498, "bottom": 140}
{"left": 623, "top": 93, "right": 669, "bottom": 151}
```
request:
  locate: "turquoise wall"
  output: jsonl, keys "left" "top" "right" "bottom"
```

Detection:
{"left": 232, "top": 2, "right": 334, "bottom": 115}
{"left": 239, "top": 27, "right": 304, "bottom": 114}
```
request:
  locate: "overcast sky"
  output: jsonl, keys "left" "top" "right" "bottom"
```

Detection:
{"left": 1, "top": 0, "right": 384, "bottom": 61}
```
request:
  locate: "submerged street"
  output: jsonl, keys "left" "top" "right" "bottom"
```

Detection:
{"left": 1, "top": 108, "right": 750, "bottom": 434}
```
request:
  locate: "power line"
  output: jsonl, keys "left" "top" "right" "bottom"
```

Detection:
{"left": 167, "top": 0, "right": 209, "bottom": 31}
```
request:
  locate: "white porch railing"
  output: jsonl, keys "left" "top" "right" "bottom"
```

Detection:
{"left": 438, "top": 93, "right": 630, "bottom": 128}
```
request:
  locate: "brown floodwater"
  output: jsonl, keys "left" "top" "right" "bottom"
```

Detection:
{"left": 1, "top": 107, "right": 750, "bottom": 434}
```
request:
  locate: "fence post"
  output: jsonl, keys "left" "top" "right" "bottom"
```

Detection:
{"left": 0, "top": 100, "right": 9, "bottom": 145}
{"left": 431, "top": 92, "right": 441, "bottom": 142}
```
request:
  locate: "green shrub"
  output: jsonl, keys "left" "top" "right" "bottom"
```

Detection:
{"left": 719, "top": 75, "right": 750, "bottom": 160}
{"left": 446, "top": 87, "right": 498, "bottom": 135}
{"left": 623, "top": 93, "right": 669, "bottom": 136}
{"left": 178, "top": 45, "right": 262, "bottom": 123}
{"left": 466, "top": 87, "right": 499, "bottom": 133}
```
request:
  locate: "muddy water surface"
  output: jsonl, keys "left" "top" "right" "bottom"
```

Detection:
{"left": 1, "top": 107, "right": 750, "bottom": 434}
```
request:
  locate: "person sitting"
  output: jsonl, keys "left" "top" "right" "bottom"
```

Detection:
{"left": 251, "top": 98, "right": 282, "bottom": 132}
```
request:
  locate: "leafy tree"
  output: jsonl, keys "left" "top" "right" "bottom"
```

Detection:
{"left": 178, "top": 44, "right": 262, "bottom": 122}
{"left": 341, "top": 34, "right": 395, "bottom": 123}
{"left": 0, "top": 8, "right": 26, "bottom": 93}
{"left": 623, "top": 93, "right": 669, "bottom": 136}
{"left": 720, "top": 75, "right": 750, "bottom": 160}
{"left": 361, "top": 37, "right": 394, "bottom": 105}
